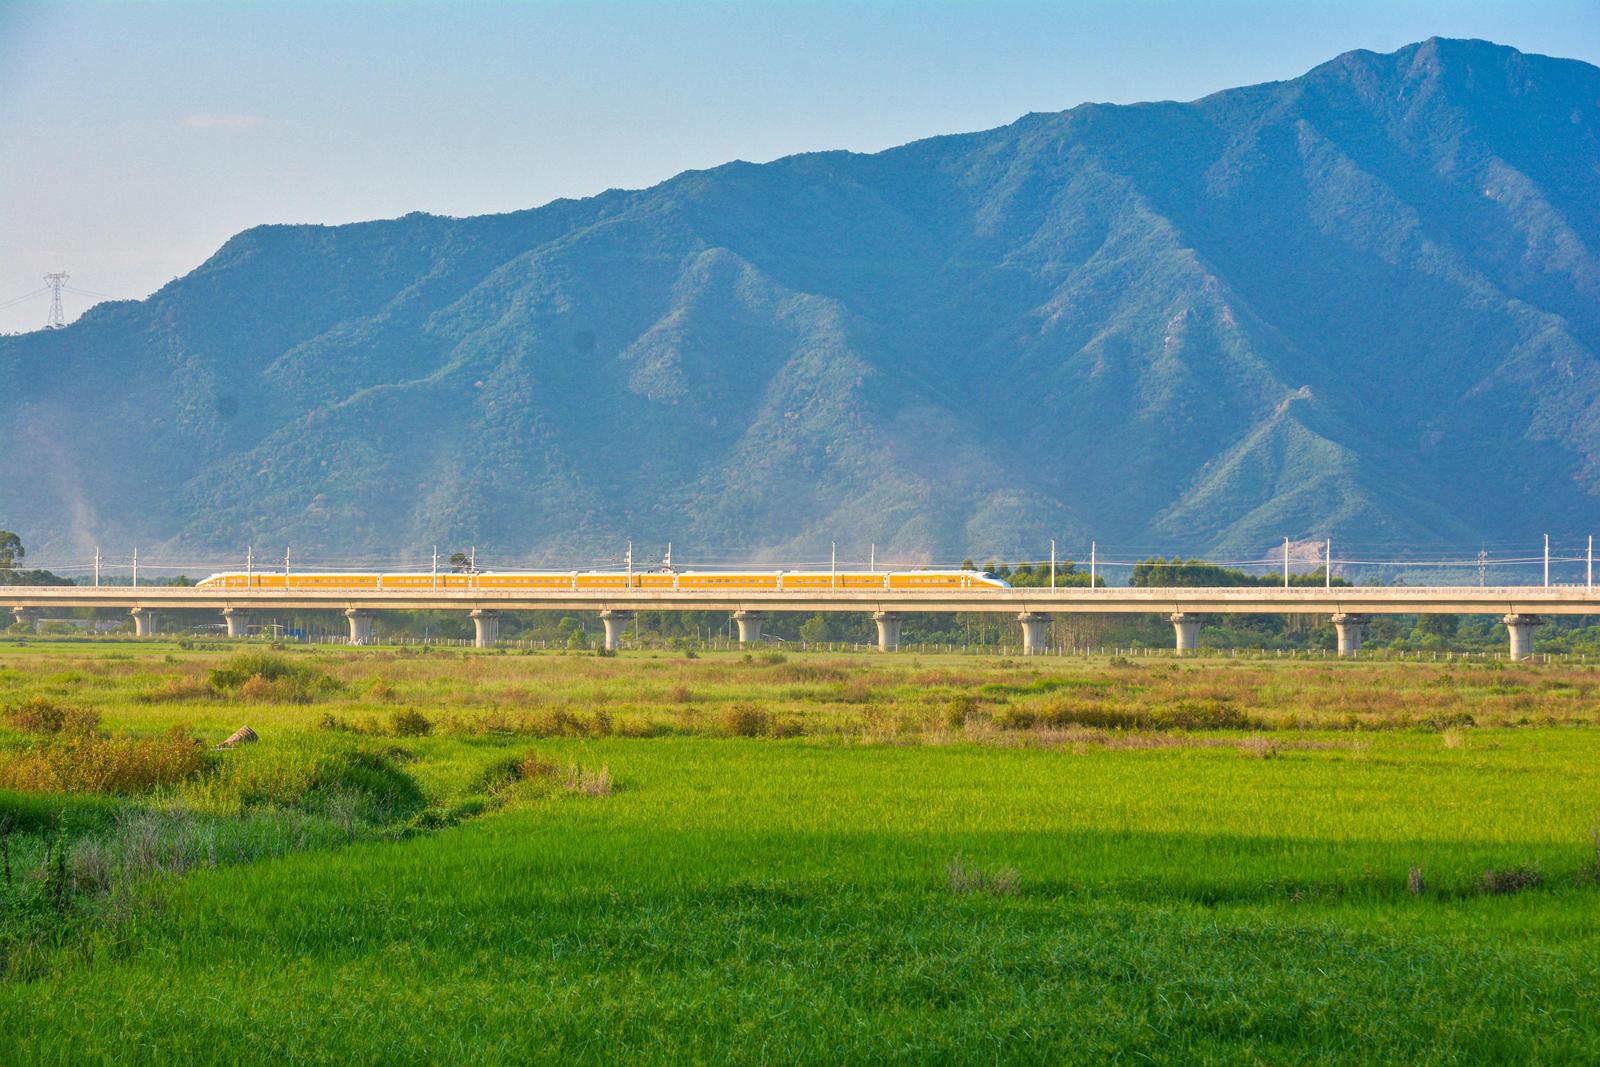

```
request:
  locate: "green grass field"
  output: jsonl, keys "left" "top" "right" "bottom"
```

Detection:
{"left": 1, "top": 639, "right": 1597, "bottom": 1063}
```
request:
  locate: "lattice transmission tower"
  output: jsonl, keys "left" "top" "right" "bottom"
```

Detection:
{"left": 44, "top": 271, "right": 68, "bottom": 329}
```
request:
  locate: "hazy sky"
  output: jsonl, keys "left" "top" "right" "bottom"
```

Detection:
{"left": 2, "top": 0, "right": 1597, "bottom": 334}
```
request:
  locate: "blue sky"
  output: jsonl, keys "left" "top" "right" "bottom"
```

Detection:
{"left": 2, "top": 0, "right": 1596, "bottom": 334}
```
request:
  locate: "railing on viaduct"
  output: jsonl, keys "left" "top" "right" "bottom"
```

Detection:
{"left": 8, "top": 584, "right": 1599, "bottom": 660}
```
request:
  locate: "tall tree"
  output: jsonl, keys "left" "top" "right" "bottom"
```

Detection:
{"left": 0, "top": 530, "right": 21, "bottom": 571}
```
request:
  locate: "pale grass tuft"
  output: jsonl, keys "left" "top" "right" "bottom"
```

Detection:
{"left": 1441, "top": 728, "right": 1465, "bottom": 750}
{"left": 563, "top": 763, "right": 614, "bottom": 797}
{"left": 1240, "top": 736, "right": 1280, "bottom": 759}
{"left": 1479, "top": 864, "right": 1543, "bottom": 895}
{"left": 946, "top": 854, "right": 1019, "bottom": 896}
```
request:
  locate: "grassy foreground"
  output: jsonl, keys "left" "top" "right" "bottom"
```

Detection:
{"left": 0, "top": 640, "right": 1598, "bottom": 1063}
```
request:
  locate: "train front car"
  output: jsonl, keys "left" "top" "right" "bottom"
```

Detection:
{"left": 885, "top": 569, "right": 1011, "bottom": 590}
{"left": 969, "top": 569, "right": 1011, "bottom": 589}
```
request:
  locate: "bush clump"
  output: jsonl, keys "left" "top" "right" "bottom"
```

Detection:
{"left": 2, "top": 697, "right": 100, "bottom": 736}
{"left": 387, "top": 708, "right": 433, "bottom": 737}
{"left": 208, "top": 653, "right": 341, "bottom": 704}
{"left": 720, "top": 704, "right": 772, "bottom": 737}
{"left": 943, "top": 694, "right": 979, "bottom": 728}
{"left": 0, "top": 726, "right": 207, "bottom": 795}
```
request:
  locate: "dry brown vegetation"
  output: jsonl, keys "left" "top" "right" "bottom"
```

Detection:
{"left": 341, "top": 654, "right": 1600, "bottom": 745}
{"left": 0, "top": 727, "right": 207, "bottom": 795}
{"left": 3, "top": 698, "right": 100, "bottom": 736}
{"left": 5, "top": 647, "right": 1599, "bottom": 757}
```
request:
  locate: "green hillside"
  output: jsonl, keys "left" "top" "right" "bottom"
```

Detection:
{"left": 3, "top": 38, "right": 1597, "bottom": 564}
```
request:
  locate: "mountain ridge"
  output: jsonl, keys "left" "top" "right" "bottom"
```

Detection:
{"left": 4, "top": 37, "right": 1598, "bottom": 564}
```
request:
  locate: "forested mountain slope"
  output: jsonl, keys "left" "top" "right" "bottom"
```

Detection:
{"left": 4, "top": 38, "right": 1597, "bottom": 564}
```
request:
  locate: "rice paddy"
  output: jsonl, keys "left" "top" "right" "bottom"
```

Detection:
{"left": 1, "top": 638, "right": 1597, "bottom": 1063}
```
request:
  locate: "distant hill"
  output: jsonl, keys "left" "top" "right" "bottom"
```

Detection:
{"left": 4, "top": 38, "right": 1598, "bottom": 566}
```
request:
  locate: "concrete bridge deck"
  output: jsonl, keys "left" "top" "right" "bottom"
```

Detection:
{"left": 7, "top": 584, "right": 1597, "bottom": 658}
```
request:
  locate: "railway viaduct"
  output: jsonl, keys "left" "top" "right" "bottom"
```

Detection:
{"left": 7, "top": 585, "right": 1600, "bottom": 660}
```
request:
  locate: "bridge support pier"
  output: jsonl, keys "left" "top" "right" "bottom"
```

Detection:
{"left": 599, "top": 610, "right": 631, "bottom": 652}
{"left": 470, "top": 609, "right": 500, "bottom": 649}
{"left": 1330, "top": 613, "right": 1366, "bottom": 657}
{"left": 10, "top": 607, "right": 40, "bottom": 633}
{"left": 1169, "top": 613, "right": 1201, "bottom": 655}
{"left": 1503, "top": 614, "right": 1540, "bottom": 661}
{"left": 221, "top": 608, "right": 250, "bottom": 639}
{"left": 733, "top": 610, "right": 763, "bottom": 644}
{"left": 873, "top": 611, "right": 903, "bottom": 652}
{"left": 1016, "top": 613, "right": 1050, "bottom": 655}
{"left": 130, "top": 607, "right": 157, "bottom": 638}
{"left": 344, "top": 609, "right": 376, "bottom": 646}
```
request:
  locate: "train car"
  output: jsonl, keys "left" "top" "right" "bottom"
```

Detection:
{"left": 196, "top": 572, "right": 378, "bottom": 590}
{"left": 475, "top": 572, "right": 574, "bottom": 590}
{"left": 675, "top": 572, "right": 781, "bottom": 591}
{"left": 776, "top": 572, "right": 865, "bottom": 590}
{"left": 887, "top": 570, "right": 1002, "bottom": 590}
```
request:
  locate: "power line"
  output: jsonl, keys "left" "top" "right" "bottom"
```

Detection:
{"left": 0, "top": 287, "right": 49, "bottom": 311}
{"left": 63, "top": 284, "right": 119, "bottom": 300}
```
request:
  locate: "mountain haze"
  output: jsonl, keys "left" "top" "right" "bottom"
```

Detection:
{"left": 5, "top": 38, "right": 1599, "bottom": 565}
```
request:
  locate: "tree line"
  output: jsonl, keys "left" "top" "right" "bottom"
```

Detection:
{"left": 0, "top": 530, "right": 71, "bottom": 587}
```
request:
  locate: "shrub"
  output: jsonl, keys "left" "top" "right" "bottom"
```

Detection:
{"left": 478, "top": 750, "right": 569, "bottom": 794}
{"left": 0, "top": 726, "right": 207, "bottom": 795}
{"left": 943, "top": 694, "right": 978, "bottom": 729}
{"left": 3, "top": 697, "right": 99, "bottom": 736}
{"left": 1162, "top": 700, "right": 1258, "bottom": 730}
{"left": 208, "top": 653, "right": 340, "bottom": 704}
{"left": 720, "top": 704, "right": 771, "bottom": 737}
{"left": 666, "top": 684, "right": 694, "bottom": 704}
{"left": 387, "top": 708, "right": 433, "bottom": 737}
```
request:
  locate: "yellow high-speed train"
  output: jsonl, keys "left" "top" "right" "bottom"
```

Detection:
{"left": 195, "top": 568, "right": 1011, "bottom": 592}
